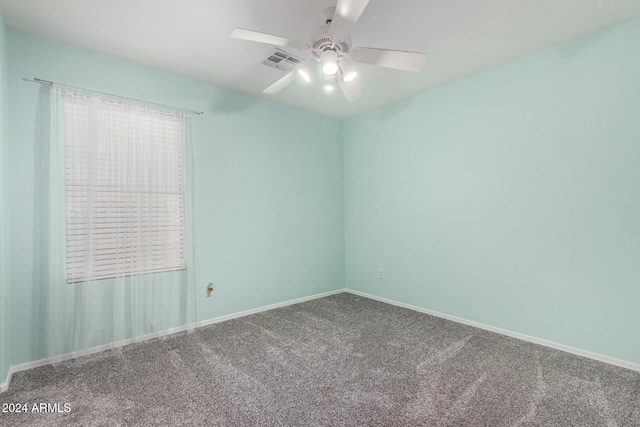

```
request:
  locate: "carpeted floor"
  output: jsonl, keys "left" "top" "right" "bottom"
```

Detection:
{"left": 1, "top": 292, "right": 639, "bottom": 426}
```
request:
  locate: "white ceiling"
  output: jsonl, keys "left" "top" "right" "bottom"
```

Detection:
{"left": 1, "top": 0, "right": 640, "bottom": 119}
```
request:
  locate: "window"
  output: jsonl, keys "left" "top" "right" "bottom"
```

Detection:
{"left": 64, "top": 93, "right": 186, "bottom": 283}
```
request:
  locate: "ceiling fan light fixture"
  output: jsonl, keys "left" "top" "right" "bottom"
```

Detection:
{"left": 324, "top": 74, "right": 336, "bottom": 92}
{"left": 321, "top": 50, "right": 339, "bottom": 76}
{"left": 232, "top": 0, "right": 427, "bottom": 103}
{"left": 298, "top": 62, "right": 313, "bottom": 82}
{"left": 298, "top": 69, "right": 311, "bottom": 82}
{"left": 340, "top": 61, "right": 357, "bottom": 82}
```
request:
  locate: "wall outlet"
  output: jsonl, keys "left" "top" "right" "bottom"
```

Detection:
{"left": 378, "top": 268, "right": 384, "bottom": 279}
{"left": 206, "top": 282, "right": 214, "bottom": 297}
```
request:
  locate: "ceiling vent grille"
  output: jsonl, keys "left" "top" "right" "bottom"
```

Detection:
{"left": 263, "top": 48, "right": 303, "bottom": 72}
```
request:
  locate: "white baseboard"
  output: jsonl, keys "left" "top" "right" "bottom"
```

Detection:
{"left": 3, "top": 286, "right": 637, "bottom": 393}
{"left": 0, "top": 372, "right": 11, "bottom": 393}
{"left": 198, "top": 288, "right": 345, "bottom": 327}
{"left": 0, "top": 288, "right": 345, "bottom": 393}
{"left": 345, "top": 289, "right": 640, "bottom": 372}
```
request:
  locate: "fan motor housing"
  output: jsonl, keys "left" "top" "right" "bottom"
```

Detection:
{"left": 310, "top": 26, "right": 351, "bottom": 59}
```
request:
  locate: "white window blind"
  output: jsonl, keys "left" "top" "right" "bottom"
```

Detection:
{"left": 64, "top": 94, "right": 186, "bottom": 283}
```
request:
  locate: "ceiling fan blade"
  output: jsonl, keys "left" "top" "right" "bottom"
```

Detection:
{"left": 230, "top": 28, "right": 307, "bottom": 50}
{"left": 263, "top": 70, "right": 297, "bottom": 94}
{"left": 338, "top": 78, "right": 364, "bottom": 102}
{"left": 328, "top": 0, "right": 370, "bottom": 43}
{"left": 350, "top": 47, "right": 427, "bottom": 72}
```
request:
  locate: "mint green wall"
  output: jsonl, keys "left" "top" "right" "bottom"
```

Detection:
{"left": 0, "top": 9, "right": 11, "bottom": 385}
{"left": 7, "top": 31, "right": 344, "bottom": 366}
{"left": 344, "top": 18, "right": 640, "bottom": 364}
{"left": 5, "top": 16, "right": 640, "bottom": 372}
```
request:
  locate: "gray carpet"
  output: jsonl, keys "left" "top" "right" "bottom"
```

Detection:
{"left": 1, "top": 293, "right": 639, "bottom": 426}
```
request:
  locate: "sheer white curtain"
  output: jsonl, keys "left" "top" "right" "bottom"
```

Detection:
{"left": 44, "top": 83, "right": 198, "bottom": 358}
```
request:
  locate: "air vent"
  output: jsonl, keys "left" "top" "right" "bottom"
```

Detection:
{"left": 263, "top": 48, "right": 303, "bottom": 72}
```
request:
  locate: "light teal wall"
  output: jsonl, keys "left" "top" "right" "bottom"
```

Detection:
{"left": 8, "top": 31, "right": 344, "bottom": 366}
{"left": 344, "top": 18, "right": 640, "bottom": 364}
{"left": 5, "top": 15, "right": 640, "bottom": 372}
{"left": 0, "top": 9, "right": 11, "bottom": 385}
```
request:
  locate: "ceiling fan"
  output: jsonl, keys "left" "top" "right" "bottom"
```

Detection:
{"left": 230, "top": 0, "right": 427, "bottom": 102}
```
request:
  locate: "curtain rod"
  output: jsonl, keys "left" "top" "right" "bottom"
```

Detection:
{"left": 23, "top": 77, "right": 204, "bottom": 116}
